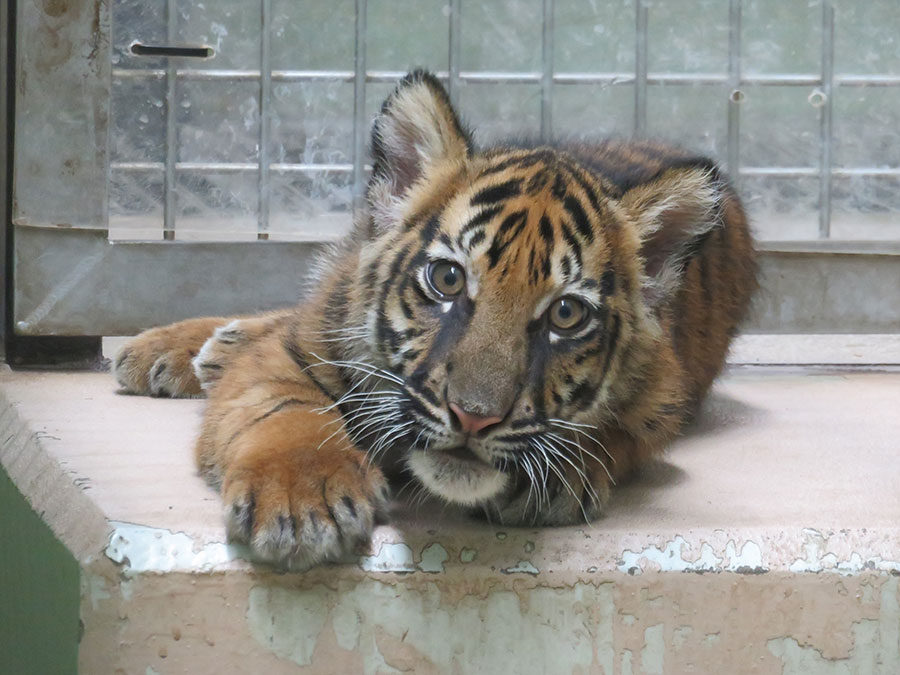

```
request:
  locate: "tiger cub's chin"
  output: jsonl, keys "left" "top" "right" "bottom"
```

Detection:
{"left": 407, "top": 448, "right": 511, "bottom": 507}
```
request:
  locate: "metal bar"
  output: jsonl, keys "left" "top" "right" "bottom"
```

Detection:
{"left": 448, "top": 0, "right": 461, "bottom": 106}
{"left": 726, "top": 0, "right": 742, "bottom": 181}
{"left": 111, "top": 162, "right": 356, "bottom": 173}
{"left": 112, "top": 162, "right": 900, "bottom": 179}
{"left": 257, "top": 0, "right": 272, "bottom": 240}
{"left": 164, "top": 0, "right": 177, "bottom": 240}
{"left": 111, "top": 67, "right": 900, "bottom": 90}
{"left": 114, "top": 68, "right": 900, "bottom": 89}
{"left": 352, "top": 0, "right": 368, "bottom": 210}
{"left": 819, "top": 0, "right": 835, "bottom": 239}
{"left": 634, "top": 0, "right": 649, "bottom": 135}
{"left": 739, "top": 167, "right": 819, "bottom": 177}
{"left": 540, "top": 0, "right": 555, "bottom": 141}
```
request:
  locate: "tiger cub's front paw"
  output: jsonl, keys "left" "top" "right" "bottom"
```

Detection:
{"left": 114, "top": 318, "right": 227, "bottom": 397}
{"left": 222, "top": 445, "right": 390, "bottom": 570}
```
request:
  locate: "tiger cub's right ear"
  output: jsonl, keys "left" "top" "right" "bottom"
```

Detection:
{"left": 367, "top": 71, "right": 472, "bottom": 231}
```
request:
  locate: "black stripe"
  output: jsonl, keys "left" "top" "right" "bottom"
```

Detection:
{"left": 282, "top": 337, "right": 342, "bottom": 404}
{"left": 404, "top": 394, "right": 444, "bottom": 425}
{"left": 600, "top": 313, "right": 621, "bottom": 383}
{"left": 601, "top": 268, "right": 616, "bottom": 296}
{"left": 470, "top": 179, "right": 522, "bottom": 207}
{"left": 224, "top": 397, "right": 313, "bottom": 451}
{"left": 563, "top": 195, "right": 594, "bottom": 243}
{"left": 558, "top": 221, "right": 583, "bottom": 269}
{"left": 467, "top": 230, "right": 486, "bottom": 250}
{"left": 568, "top": 378, "right": 598, "bottom": 411}
{"left": 561, "top": 162, "right": 606, "bottom": 221}
{"left": 487, "top": 210, "right": 528, "bottom": 269}
{"left": 458, "top": 205, "right": 503, "bottom": 245}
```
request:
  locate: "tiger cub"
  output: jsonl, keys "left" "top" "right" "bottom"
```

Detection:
{"left": 115, "top": 71, "right": 757, "bottom": 569}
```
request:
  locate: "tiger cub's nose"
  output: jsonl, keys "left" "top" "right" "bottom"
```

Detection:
{"left": 448, "top": 402, "right": 503, "bottom": 435}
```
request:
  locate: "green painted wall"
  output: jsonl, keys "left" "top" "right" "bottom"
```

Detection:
{"left": 0, "top": 466, "right": 79, "bottom": 675}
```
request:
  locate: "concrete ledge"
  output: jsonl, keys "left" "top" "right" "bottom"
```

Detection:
{"left": 1, "top": 366, "right": 899, "bottom": 673}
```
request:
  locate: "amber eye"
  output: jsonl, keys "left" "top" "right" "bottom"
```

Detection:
{"left": 427, "top": 260, "right": 466, "bottom": 298}
{"left": 548, "top": 297, "right": 589, "bottom": 333}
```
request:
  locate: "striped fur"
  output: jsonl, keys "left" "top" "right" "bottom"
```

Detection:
{"left": 114, "top": 71, "right": 757, "bottom": 568}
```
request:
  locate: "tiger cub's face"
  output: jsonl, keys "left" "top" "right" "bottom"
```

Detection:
{"left": 361, "top": 152, "right": 638, "bottom": 508}
{"left": 349, "top": 72, "right": 720, "bottom": 512}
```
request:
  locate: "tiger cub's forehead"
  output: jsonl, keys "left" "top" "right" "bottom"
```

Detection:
{"left": 425, "top": 150, "right": 616, "bottom": 302}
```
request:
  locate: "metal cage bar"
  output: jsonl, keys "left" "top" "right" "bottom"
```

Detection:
{"left": 106, "top": 0, "right": 900, "bottom": 241}
{"left": 448, "top": 0, "right": 461, "bottom": 107}
{"left": 352, "top": 0, "right": 368, "bottom": 210}
{"left": 634, "top": 0, "right": 649, "bottom": 136}
{"left": 818, "top": 0, "right": 835, "bottom": 239}
{"left": 726, "top": 0, "right": 742, "bottom": 182}
{"left": 540, "top": 0, "right": 555, "bottom": 141}
{"left": 163, "top": 0, "right": 177, "bottom": 240}
{"left": 257, "top": 0, "right": 272, "bottom": 239}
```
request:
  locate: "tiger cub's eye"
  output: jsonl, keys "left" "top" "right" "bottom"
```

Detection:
{"left": 548, "top": 297, "right": 588, "bottom": 333}
{"left": 427, "top": 260, "right": 466, "bottom": 298}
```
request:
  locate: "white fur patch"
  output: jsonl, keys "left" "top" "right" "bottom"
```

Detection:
{"left": 408, "top": 450, "right": 509, "bottom": 506}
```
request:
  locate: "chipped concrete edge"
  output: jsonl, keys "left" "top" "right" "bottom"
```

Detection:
{"left": 100, "top": 523, "right": 900, "bottom": 579}
{"left": 0, "top": 374, "right": 111, "bottom": 565}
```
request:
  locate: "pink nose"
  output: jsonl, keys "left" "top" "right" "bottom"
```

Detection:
{"left": 449, "top": 402, "right": 503, "bottom": 434}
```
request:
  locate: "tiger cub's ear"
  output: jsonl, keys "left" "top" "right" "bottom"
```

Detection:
{"left": 367, "top": 71, "right": 472, "bottom": 231}
{"left": 621, "top": 164, "right": 726, "bottom": 308}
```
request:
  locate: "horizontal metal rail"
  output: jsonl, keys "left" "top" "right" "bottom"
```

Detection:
{"left": 111, "top": 67, "right": 900, "bottom": 88}
{"left": 111, "top": 162, "right": 900, "bottom": 177}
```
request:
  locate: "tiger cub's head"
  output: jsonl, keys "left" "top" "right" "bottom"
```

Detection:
{"left": 346, "top": 71, "right": 728, "bottom": 517}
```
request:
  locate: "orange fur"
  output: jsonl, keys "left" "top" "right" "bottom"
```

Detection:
{"left": 115, "top": 71, "right": 756, "bottom": 566}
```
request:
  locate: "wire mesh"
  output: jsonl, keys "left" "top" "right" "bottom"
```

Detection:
{"left": 108, "top": 0, "right": 900, "bottom": 243}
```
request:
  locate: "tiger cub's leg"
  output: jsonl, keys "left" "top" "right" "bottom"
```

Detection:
{"left": 114, "top": 311, "right": 293, "bottom": 397}
{"left": 196, "top": 327, "right": 390, "bottom": 569}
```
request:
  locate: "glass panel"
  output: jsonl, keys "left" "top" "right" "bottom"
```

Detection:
{"left": 646, "top": 84, "right": 727, "bottom": 158}
{"left": 177, "top": 80, "right": 260, "bottom": 164}
{"left": 460, "top": 0, "right": 542, "bottom": 72}
{"left": 110, "top": 74, "right": 167, "bottom": 164}
{"left": 647, "top": 0, "right": 728, "bottom": 75}
{"left": 112, "top": 0, "right": 167, "bottom": 70}
{"left": 269, "top": 170, "right": 354, "bottom": 240}
{"left": 175, "top": 0, "right": 261, "bottom": 70}
{"left": 458, "top": 83, "right": 541, "bottom": 144}
{"left": 833, "top": 87, "right": 900, "bottom": 169}
{"left": 175, "top": 171, "right": 258, "bottom": 240}
{"left": 741, "top": 176, "right": 820, "bottom": 241}
{"left": 551, "top": 83, "right": 635, "bottom": 139}
{"left": 831, "top": 176, "right": 900, "bottom": 241}
{"left": 270, "top": 81, "right": 354, "bottom": 165}
{"left": 271, "top": 0, "right": 355, "bottom": 71}
{"left": 109, "top": 170, "right": 165, "bottom": 241}
{"left": 834, "top": 2, "right": 900, "bottom": 76}
{"left": 554, "top": 0, "right": 636, "bottom": 73}
{"left": 740, "top": 85, "right": 819, "bottom": 168}
{"left": 742, "top": 0, "right": 822, "bottom": 75}
{"left": 368, "top": 0, "right": 449, "bottom": 72}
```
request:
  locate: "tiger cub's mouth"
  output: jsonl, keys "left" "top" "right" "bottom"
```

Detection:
{"left": 407, "top": 446, "right": 510, "bottom": 506}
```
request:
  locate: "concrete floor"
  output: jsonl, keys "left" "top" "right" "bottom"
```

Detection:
{"left": 1, "top": 366, "right": 899, "bottom": 673}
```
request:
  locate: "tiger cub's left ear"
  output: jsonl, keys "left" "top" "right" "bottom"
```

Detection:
{"left": 621, "top": 164, "right": 727, "bottom": 308}
{"left": 367, "top": 71, "right": 472, "bottom": 231}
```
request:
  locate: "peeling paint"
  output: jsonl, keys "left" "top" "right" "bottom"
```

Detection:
{"left": 246, "top": 586, "right": 329, "bottom": 667}
{"left": 81, "top": 572, "right": 110, "bottom": 611}
{"left": 105, "top": 522, "right": 245, "bottom": 574}
{"left": 789, "top": 529, "right": 900, "bottom": 575}
{"left": 417, "top": 543, "right": 449, "bottom": 573}
{"left": 618, "top": 536, "right": 723, "bottom": 574}
{"left": 500, "top": 560, "right": 540, "bottom": 575}
{"left": 459, "top": 548, "right": 477, "bottom": 563}
{"left": 641, "top": 624, "right": 665, "bottom": 674}
{"left": 359, "top": 542, "right": 416, "bottom": 573}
